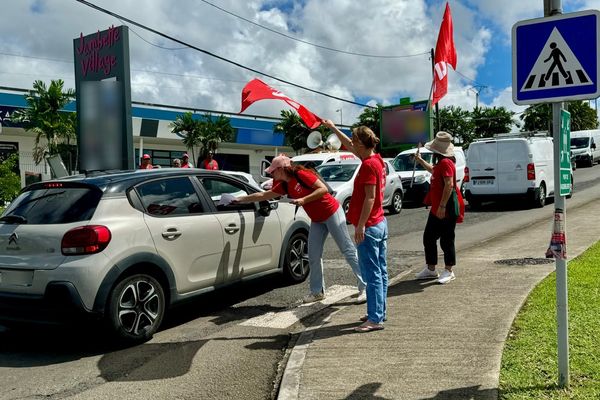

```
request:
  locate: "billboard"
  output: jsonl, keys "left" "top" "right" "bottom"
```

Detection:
{"left": 380, "top": 100, "right": 431, "bottom": 149}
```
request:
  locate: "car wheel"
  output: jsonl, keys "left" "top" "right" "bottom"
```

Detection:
{"left": 283, "top": 231, "right": 309, "bottom": 283}
{"left": 533, "top": 183, "right": 546, "bottom": 208}
{"left": 387, "top": 190, "right": 403, "bottom": 214}
{"left": 342, "top": 198, "right": 352, "bottom": 224}
{"left": 107, "top": 274, "right": 165, "bottom": 343}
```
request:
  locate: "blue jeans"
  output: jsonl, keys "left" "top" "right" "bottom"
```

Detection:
{"left": 308, "top": 207, "right": 366, "bottom": 295}
{"left": 357, "top": 219, "right": 388, "bottom": 324}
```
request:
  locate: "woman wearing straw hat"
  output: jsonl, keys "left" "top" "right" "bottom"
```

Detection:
{"left": 413, "top": 131, "right": 464, "bottom": 284}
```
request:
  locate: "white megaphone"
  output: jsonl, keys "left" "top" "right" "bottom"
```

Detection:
{"left": 324, "top": 133, "right": 342, "bottom": 150}
{"left": 306, "top": 131, "right": 324, "bottom": 149}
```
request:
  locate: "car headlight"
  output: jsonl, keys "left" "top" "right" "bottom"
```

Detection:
{"left": 413, "top": 175, "right": 428, "bottom": 184}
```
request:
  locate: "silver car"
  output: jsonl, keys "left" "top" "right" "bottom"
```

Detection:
{"left": 0, "top": 169, "right": 310, "bottom": 343}
{"left": 316, "top": 159, "right": 404, "bottom": 216}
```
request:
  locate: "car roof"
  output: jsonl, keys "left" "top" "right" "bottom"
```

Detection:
{"left": 25, "top": 168, "right": 250, "bottom": 195}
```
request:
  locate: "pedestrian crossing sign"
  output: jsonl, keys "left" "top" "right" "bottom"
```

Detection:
{"left": 513, "top": 10, "right": 600, "bottom": 105}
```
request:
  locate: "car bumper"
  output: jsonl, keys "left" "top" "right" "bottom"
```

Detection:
{"left": 465, "top": 188, "right": 538, "bottom": 202}
{"left": 401, "top": 181, "right": 430, "bottom": 203}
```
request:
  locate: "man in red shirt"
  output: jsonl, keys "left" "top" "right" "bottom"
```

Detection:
{"left": 181, "top": 153, "right": 194, "bottom": 168}
{"left": 202, "top": 151, "right": 219, "bottom": 170}
{"left": 139, "top": 154, "right": 153, "bottom": 169}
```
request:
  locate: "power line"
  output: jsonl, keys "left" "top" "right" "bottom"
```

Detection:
{"left": 198, "top": 0, "right": 430, "bottom": 59}
{"left": 73, "top": 0, "right": 374, "bottom": 109}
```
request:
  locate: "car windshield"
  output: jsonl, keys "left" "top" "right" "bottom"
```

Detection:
{"left": 392, "top": 153, "right": 433, "bottom": 171}
{"left": 293, "top": 160, "right": 323, "bottom": 169}
{"left": 2, "top": 185, "right": 102, "bottom": 224}
{"left": 571, "top": 137, "right": 589, "bottom": 149}
{"left": 316, "top": 164, "right": 358, "bottom": 182}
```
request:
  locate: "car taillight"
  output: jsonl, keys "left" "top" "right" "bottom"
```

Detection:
{"left": 527, "top": 163, "right": 535, "bottom": 180}
{"left": 464, "top": 167, "right": 470, "bottom": 183}
{"left": 61, "top": 225, "right": 111, "bottom": 255}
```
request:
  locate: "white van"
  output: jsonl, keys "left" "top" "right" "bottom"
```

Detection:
{"left": 464, "top": 135, "right": 565, "bottom": 208}
{"left": 390, "top": 147, "right": 466, "bottom": 203}
{"left": 570, "top": 129, "right": 600, "bottom": 167}
{"left": 260, "top": 151, "right": 358, "bottom": 190}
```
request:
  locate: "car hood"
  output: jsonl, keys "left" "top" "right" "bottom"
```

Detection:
{"left": 326, "top": 181, "right": 352, "bottom": 191}
{"left": 396, "top": 170, "right": 429, "bottom": 179}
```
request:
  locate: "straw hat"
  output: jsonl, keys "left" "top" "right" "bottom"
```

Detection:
{"left": 425, "top": 131, "right": 455, "bottom": 157}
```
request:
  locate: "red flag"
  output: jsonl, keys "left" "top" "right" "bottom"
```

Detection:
{"left": 240, "top": 78, "right": 322, "bottom": 129}
{"left": 432, "top": 2, "right": 457, "bottom": 106}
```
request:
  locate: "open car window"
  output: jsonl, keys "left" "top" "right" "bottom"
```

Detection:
{"left": 137, "top": 177, "right": 204, "bottom": 216}
{"left": 197, "top": 177, "right": 255, "bottom": 212}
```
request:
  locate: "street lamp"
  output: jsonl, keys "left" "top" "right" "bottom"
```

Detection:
{"left": 335, "top": 108, "right": 343, "bottom": 125}
{"left": 467, "top": 85, "right": 487, "bottom": 109}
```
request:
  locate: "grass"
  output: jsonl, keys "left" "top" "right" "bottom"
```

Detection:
{"left": 499, "top": 242, "right": 600, "bottom": 399}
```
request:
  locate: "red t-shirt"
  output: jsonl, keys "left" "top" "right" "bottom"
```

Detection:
{"left": 347, "top": 154, "right": 386, "bottom": 227}
{"left": 203, "top": 159, "right": 218, "bottom": 170}
{"left": 272, "top": 169, "right": 339, "bottom": 222}
{"left": 424, "top": 158, "right": 455, "bottom": 216}
{"left": 181, "top": 162, "right": 193, "bottom": 168}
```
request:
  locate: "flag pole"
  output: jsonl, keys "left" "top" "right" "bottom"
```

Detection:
{"left": 431, "top": 48, "right": 440, "bottom": 134}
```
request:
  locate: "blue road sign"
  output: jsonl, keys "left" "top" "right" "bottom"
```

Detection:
{"left": 513, "top": 10, "right": 600, "bottom": 105}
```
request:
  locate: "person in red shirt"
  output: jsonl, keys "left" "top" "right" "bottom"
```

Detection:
{"left": 201, "top": 151, "right": 218, "bottom": 170}
{"left": 413, "top": 131, "right": 464, "bottom": 285}
{"left": 233, "top": 154, "right": 366, "bottom": 303}
{"left": 180, "top": 153, "right": 194, "bottom": 168}
{"left": 139, "top": 154, "right": 153, "bottom": 169}
{"left": 324, "top": 119, "right": 388, "bottom": 333}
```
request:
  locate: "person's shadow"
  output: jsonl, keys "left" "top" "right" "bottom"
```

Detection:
{"left": 344, "top": 382, "right": 391, "bottom": 399}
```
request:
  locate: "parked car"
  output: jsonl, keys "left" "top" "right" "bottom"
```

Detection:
{"left": 0, "top": 169, "right": 310, "bottom": 343}
{"left": 315, "top": 159, "right": 404, "bottom": 216}
{"left": 391, "top": 147, "right": 466, "bottom": 204}
{"left": 464, "top": 134, "right": 571, "bottom": 208}
{"left": 221, "top": 170, "right": 262, "bottom": 190}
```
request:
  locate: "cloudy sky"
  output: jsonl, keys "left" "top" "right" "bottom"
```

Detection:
{"left": 0, "top": 0, "right": 598, "bottom": 125}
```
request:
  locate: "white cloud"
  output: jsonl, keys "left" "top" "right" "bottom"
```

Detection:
{"left": 0, "top": 0, "right": 503, "bottom": 125}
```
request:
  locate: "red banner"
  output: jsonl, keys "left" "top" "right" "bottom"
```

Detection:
{"left": 432, "top": 2, "right": 457, "bottom": 106}
{"left": 240, "top": 78, "right": 322, "bottom": 129}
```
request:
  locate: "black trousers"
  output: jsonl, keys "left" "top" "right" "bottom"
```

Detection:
{"left": 423, "top": 212, "right": 456, "bottom": 267}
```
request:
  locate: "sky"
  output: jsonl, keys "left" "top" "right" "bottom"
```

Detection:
{"left": 0, "top": 0, "right": 598, "bottom": 127}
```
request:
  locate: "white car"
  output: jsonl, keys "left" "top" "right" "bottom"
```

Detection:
{"left": 0, "top": 169, "right": 310, "bottom": 343}
{"left": 316, "top": 159, "right": 404, "bottom": 215}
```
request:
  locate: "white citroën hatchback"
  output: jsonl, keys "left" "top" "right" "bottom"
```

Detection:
{"left": 0, "top": 169, "right": 310, "bottom": 343}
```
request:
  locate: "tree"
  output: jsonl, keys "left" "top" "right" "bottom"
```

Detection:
{"left": 0, "top": 154, "right": 21, "bottom": 204}
{"left": 198, "top": 114, "right": 234, "bottom": 159}
{"left": 170, "top": 112, "right": 201, "bottom": 166}
{"left": 520, "top": 101, "right": 599, "bottom": 132}
{"left": 10, "top": 79, "right": 76, "bottom": 164}
{"left": 438, "top": 105, "right": 475, "bottom": 145}
{"left": 274, "top": 109, "right": 312, "bottom": 154}
{"left": 353, "top": 105, "right": 382, "bottom": 134}
{"left": 471, "top": 106, "right": 518, "bottom": 139}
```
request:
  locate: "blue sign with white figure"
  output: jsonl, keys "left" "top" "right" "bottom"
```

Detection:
{"left": 512, "top": 10, "right": 600, "bottom": 104}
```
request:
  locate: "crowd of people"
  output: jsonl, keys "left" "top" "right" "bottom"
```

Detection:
{"left": 137, "top": 119, "right": 465, "bottom": 333}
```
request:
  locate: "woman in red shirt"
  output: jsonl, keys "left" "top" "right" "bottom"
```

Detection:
{"left": 324, "top": 119, "right": 388, "bottom": 333}
{"left": 413, "top": 131, "right": 464, "bottom": 284}
{"left": 234, "top": 155, "right": 366, "bottom": 303}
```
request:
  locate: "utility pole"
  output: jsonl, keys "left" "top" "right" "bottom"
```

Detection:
{"left": 544, "top": 0, "right": 569, "bottom": 388}
{"left": 467, "top": 85, "right": 486, "bottom": 109}
{"left": 336, "top": 108, "right": 343, "bottom": 126}
{"left": 431, "top": 48, "right": 440, "bottom": 133}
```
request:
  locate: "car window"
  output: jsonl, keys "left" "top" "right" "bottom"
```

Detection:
{"left": 137, "top": 177, "right": 204, "bottom": 216}
{"left": 2, "top": 185, "right": 102, "bottom": 224}
{"left": 392, "top": 153, "right": 433, "bottom": 171}
{"left": 316, "top": 164, "right": 358, "bottom": 182}
{"left": 198, "top": 177, "right": 255, "bottom": 212}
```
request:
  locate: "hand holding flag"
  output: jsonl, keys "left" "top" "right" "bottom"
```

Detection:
{"left": 240, "top": 78, "right": 322, "bottom": 129}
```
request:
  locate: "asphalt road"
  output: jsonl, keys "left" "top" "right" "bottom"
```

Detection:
{"left": 0, "top": 165, "right": 598, "bottom": 400}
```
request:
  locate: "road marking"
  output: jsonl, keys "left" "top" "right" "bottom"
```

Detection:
{"left": 241, "top": 285, "right": 357, "bottom": 329}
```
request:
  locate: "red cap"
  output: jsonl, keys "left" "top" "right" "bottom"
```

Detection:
{"left": 142, "top": 154, "right": 151, "bottom": 160}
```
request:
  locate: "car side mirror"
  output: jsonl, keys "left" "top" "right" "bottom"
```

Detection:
{"left": 592, "top": 143, "right": 596, "bottom": 149}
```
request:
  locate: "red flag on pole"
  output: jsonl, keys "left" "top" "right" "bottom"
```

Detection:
{"left": 240, "top": 78, "right": 322, "bottom": 129}
{"left": 432, "top": 2, "right": 457, "bottom": 106}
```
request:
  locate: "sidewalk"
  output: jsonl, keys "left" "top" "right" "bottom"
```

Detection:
{"left": 278, "top": 198, "right": 600, "bottom": 400}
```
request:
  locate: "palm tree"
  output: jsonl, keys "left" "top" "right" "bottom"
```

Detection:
{"left": 170, "top": 112, "right": 201, "bottom": 166}
{"left": 10, "top": 79, "right": 76, "bottom": 164}
{"left": 274, "top": 109, "right": 312, "bottom": 154}
{"left": 198, "top": 113, "right": 234, "bottom": 159}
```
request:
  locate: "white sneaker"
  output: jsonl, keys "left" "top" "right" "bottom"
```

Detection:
{"left": 438, "top": 270, "right": 455, "bottom": 284}
{"left": 302, "top": 292, "right": 325, "bottom": 303}
{"left": 415, "top": 267, "right": 439, "bottom": 280}
{"left": 356, "top": 290, "right": 367, "bottom": 304}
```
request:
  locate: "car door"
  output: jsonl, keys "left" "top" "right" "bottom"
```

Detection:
{"left": 196, "top": 175, "right": 282, "bottom": 281}
{"left": 137, "top": 176, "right": 225, "bottom": 294}
{"left": 383, "top": 162, "right": 394, "bottom": 204}
{"left": 467, "top": 141, "right": 499, "bottom": 195}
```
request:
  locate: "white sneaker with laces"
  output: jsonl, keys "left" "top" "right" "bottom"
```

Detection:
{"left": 415, "top": 267, "right": 439, "bottom": 280}
{"left": 302, "top": 292, "right": 325, "bottom": 304}
{"left": 438, "top": 270, "right": 455, "bottom": 284}
{"left": 356, "top": 290, "right": 367, "bottom": 304}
